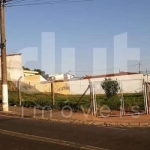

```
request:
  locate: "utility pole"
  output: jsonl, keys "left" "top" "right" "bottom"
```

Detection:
{"left": 0, "top": 0, "right": 8, "bottom": 111}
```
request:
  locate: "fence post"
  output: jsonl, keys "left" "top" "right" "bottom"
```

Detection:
{"left": 146, "top": 82, "right": 150, "bottom": 114}
{"left": 51, "top": 80, "right": 55, "bottom": 105}
{"left": 92, "top": 85, "right": 97, "bottom": 116}
{"left": 89, "top": 79, "right": 93, "bottom": 116}
{"left": 142, "top": 81, "right": 146, "bottom": 113}
{"left": 144, "top": 82, "right": 148, "bottom": 114}
{"left": 119, "top": 81, "right": 125, "bottom": 116}
{"left": 18, "top": 76, "right": 22, "bottom": 106}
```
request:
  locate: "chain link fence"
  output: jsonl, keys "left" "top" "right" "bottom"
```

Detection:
{"left": 93, "top": 79, "right": 145, "bottom": 117}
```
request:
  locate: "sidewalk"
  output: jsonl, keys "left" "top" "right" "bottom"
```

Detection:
{"left": 1, "top": 106, "right": 150, "bottom": 127}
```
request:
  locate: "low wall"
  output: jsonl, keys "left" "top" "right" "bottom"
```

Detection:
{"left": 22, "top": 81, "right": 70, "bottom": 94}
{"left": 21, "top": 74, "right": 145, "bottom": 95}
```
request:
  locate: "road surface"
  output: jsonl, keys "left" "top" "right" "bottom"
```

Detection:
{"left": 0, "top": 115, "right": 150, "bottom": 150}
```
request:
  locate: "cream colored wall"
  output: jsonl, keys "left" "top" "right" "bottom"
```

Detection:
{"left": 69, "top": 74, "right": 145, "bottom": 95}
{"left": 54, "top": 82, "right": 70, "bottom": 95}
{"left": 21, "top": 74, "right": 146, "bottom": 95}
{"left": 0, "top": 54, "right": 24, "bottom": 81}
{"left": 23, "top": 75, "right": 46, "bottom": 82}
{"left": 23, "top": 75, "right": 49, "bottom": 93}
{"left": 22, "top": 80, "right": 70, "bottom": 94}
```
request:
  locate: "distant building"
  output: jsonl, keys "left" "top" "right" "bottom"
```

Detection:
{"left": 23, "top": 70, "right": 47, "bottom": 82}
{"left": 23, "top": 75, "right": 47, "bottom": 82}
{"left": 0, "top": 53, "right": 24, "bottom": 81}
{"left": 83, "top": 71, "right": 138, "bottom": 79}
{"left": 23, "top": 70, "right": 39, "bottom": 76}
{"left": 49, "top": 73, "right": 74, "bottom": 81}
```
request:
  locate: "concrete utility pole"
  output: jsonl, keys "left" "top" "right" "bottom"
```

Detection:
{"left": 0, "top": 0, "right": 8, "bottom": 111}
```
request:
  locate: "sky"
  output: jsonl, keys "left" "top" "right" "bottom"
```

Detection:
{"left": 5, "top": 0, "right": 150, "bottom": 76}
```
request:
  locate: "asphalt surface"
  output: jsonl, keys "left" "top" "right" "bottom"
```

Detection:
{"left": 0, "top": 133, "right": 78, "bottom": 150}
{"left": 0, "top": 116, "right": 150, "bottom": 150}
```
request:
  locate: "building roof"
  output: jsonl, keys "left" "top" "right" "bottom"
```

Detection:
{"left": 0, "top": 53, "right": 22, "bottom": 57}
{"left": 83, "top": 71, "right": 139, "bottom": 79}
{"left": 49, "top": 73, "right": 74, "bottom": 77}
{"left": 23, "top": 70, "right": 39, "bottom": 74}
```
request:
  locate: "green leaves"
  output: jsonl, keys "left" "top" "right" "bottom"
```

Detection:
{"left": 101, "top": 78, "right": 119, "bottom": 98}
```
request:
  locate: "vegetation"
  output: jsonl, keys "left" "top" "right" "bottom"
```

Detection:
{"left": 6, "top": 91, "right": 144, "bottom": 112}
{"left": 22, "top": 66, "right": 49, "bottom": 80}
{"left": 101, "top": 78, "right": 120, "bottom": 98}
{"left": 0, "top": 81, "right": 144, "bottom": 113}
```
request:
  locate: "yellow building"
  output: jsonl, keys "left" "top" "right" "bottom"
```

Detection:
{"left": 23, "top": 70, "right": 39, "bottom": 76}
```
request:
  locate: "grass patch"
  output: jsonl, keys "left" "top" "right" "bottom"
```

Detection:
{"left": 6, "top": 91, "right": 145, "bottom": 112}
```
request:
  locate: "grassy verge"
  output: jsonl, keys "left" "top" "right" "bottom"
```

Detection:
{"left": 6, "top": 91, "right": 145, "bottom": 112}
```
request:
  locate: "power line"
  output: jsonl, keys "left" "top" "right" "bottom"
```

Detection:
{"left": 69, "top": 63, "right": 150, "bottom": 73}
{"left": 5, "top": 0, "right": 94, "bottom": 7}
{"left": 70, "top": 63, "right": 139, "bottom": 73}
{"left": 6, "top": 0, "right": 26, "bottom": 4}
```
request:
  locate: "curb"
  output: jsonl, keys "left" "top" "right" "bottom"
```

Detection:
{"left": 0, "top": 112, "right": 150, "bottom": 127}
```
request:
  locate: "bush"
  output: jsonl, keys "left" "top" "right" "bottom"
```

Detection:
{"left": 9, "top": 99, "right": 19, "bottom": 106}
{"left": 57, "top": 101, "right": 81, "bottom": 112}
{"left": 124, "top": 97, "right": 144, "bottom": 111}
{"left": 97, "top": 96, "right": 120, "bottom": 110}
{"left": 7, "top": 91, "right": 144, "bottom": 112}
{"left": 22, "top": 101, "right": 36, "bottom": 108}
{"left": 97, "top": 94, "right": 144, "bottom": 111}
{"left": 106, "top": 96, "right": 121, "bottom": 110}
{"left": 101, "top": 78, "right": 119, "bottom": 98}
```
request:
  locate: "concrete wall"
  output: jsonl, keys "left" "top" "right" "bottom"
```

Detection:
{"left": 69, "top": 74, "right": 145, "bottom": 95}
{"left": 23, "top": 75, "right": 46, "bottom": 82}
{"left": 21, "top": 74, "right": 148, "bottom": 95}
{"left": 21, "top": 81, "right": 70, "bottom": 94}
{"left": 0, "top": 53, "right": 24, "bottom": 81}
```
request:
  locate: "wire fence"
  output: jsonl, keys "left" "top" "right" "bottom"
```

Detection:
{"left": 93, "top": 79, "right": 145, "bottom": 116}
{"left": 6, "top": 78, "right": 146, "bottom": 116}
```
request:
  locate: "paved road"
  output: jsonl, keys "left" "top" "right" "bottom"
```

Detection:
{"left": 0, "top": 133, "right": 78, "bottom": 150}
{"left": 0, "top": 115, "right": 150, "bottom": 150}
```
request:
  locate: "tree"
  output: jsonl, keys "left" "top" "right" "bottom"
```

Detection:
{"left": 101, "top": 78, "right": 119, "bottom": 98}
{"left": 34, "top": 69, "right": 49, "bottom": 80}
{"left": 34, "top": 69, "right": 45, "bottom": 75}
{"left": 23, "top": 66, "right": 49, "bottom": 80}
{"left": 23, "top": 66, "right": 30, "bottom": 70}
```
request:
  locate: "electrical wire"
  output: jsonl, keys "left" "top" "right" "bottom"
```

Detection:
{"left": 6, "top": 0, "right": 27, "bottom": 4}
{"left": 69, "top": 63, "right": 139, "bottom": 73}
{"left": 68, "top": 63, "right": 150, "bottom": 73}
{"left": 5, "top": 0, "right": 94, "bottom": 7}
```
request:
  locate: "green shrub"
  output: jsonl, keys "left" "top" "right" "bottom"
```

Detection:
{"left": 101, "top": 78, "right": 119, "bottom": 98}
{"left": 9, "top": 99, "right": 18, "bottom": 106}
{"left": 106, "top": 96, "right": 121, "bottom": 110}
{"left": 7, "top": 90, "right": 144, "bottom": 112}
{"left": 22, "top": 101, "right": 36, "bottom": 108}
{"left": 57, "top": 101, "right": 82, "bottom": 112}
{"left": 97, "top": 96, "right": 120, "bottom": 110}
{"left": 35, "top": 99, "right": 51, "bottom": 106}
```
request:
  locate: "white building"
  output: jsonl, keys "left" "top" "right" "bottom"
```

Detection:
{"left": 0, "top": 53, "right": 24, "bottom": 81}
{"left": 49, "top": 73, "right": 74, "bottom": 81}
{"left": 68, "top": 72, "right": 150, "bottom": 95}
{"left": 23, "top": 70, "right": 39, "bottom": 76}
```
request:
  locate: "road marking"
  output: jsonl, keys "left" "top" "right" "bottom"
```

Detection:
{"left": 0, "top": 129, "right": 108, "bottom": 150}
{"left": 103, "top": 126, "right": 127, "bottom": 131}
